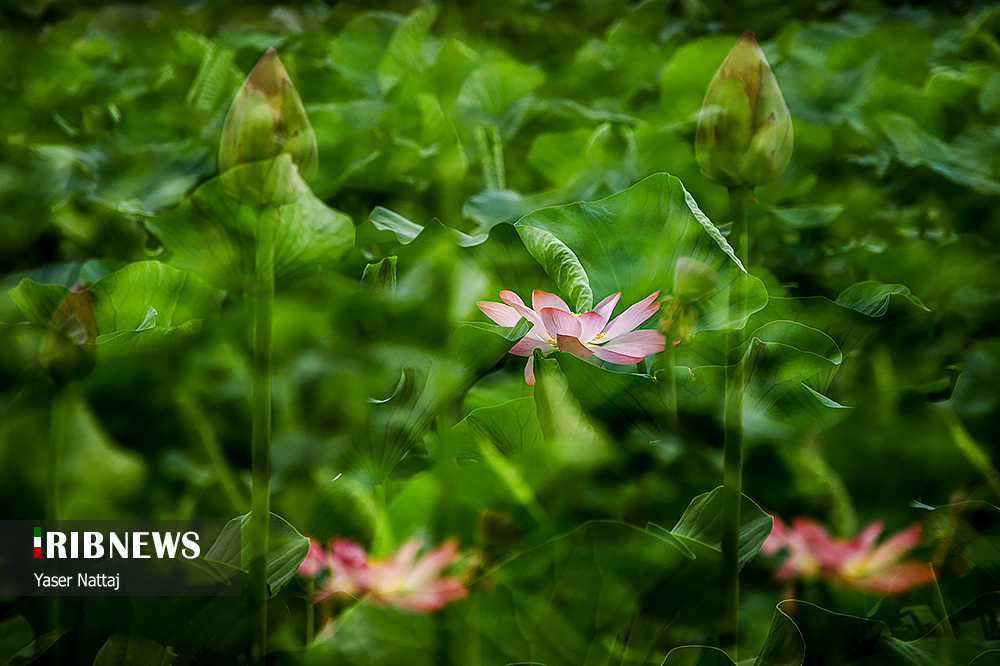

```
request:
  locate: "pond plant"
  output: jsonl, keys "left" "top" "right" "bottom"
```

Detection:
{"left": 2, "top": 3, "right": 999, "bottom": 665}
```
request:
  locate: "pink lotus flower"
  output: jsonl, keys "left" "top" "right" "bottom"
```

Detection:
{"left": 761, "top": 516, "right": 935, "bottom": 595}
{"left": 477, "top": 289, "right": 666, "bottom": 385}
{"left": 298, "top": 537, "right": 468, "bottom": 612}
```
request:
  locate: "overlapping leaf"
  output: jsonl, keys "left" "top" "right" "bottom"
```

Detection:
{"left": 145, "top": 156, "right": 355, "bottom": 293}
{"left": 201, "top": 511, "right": 309, "bottom": 597}
{"left": 514, "top": 173, "right": 767, "bottom": 330}
{"left": 347, "top": 322, "right": 522, "bottom": 484}
{"left": 447, "top": 396, "right": 542, "bottom": 460}
{"left": 462, "top": 488, "right": 772, "bottom": 666}
{"left": 8, "top": 261, "right": 222, "bottom": 357}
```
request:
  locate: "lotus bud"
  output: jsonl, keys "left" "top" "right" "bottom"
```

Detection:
{"left": 219, "top": 48, "right": 318, "bottom": 182}
{"left": 673, "top": 257, "right": 720, "bottom": 303}
{"left": 658, "top": 258, "right": 720, "bottom": 344}
{"left": 695, "top": 31, "right": 792, "bottom": 189}
{"left": 658, "top": 298, "right": 698, "bottom": 345}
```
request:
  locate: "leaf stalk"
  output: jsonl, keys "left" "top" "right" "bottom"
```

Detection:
{"left": 721, "top": 185, "right": 750, "bottom": 659}
{"left": 250, "top": 206, "right": 276, "bottom": 661}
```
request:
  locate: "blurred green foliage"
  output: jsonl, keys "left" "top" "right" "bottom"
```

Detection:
{"left": 3, "top": 0, "right": 1000, "bottom": 663}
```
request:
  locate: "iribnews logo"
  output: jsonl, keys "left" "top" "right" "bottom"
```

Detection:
{"left": 32, "top": 527, "right": 201, "bottom": 560}
{"left": 4, "top": 520, "right": 236, "bottom": 597}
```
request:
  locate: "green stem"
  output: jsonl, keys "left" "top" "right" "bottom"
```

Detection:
{"left": 177, "top": 393, "right": 245, "bottom": 513}
{"left": 305, "top": 578, "right": 315, "bottom": 648}
{"left": 372, "top": 481, "right": 395, "bottom": 556}
{"left": 250, "top": 206, "right": 276, "bottom": 662}
{"left": 720, "top": 186, "right": 749, "bottom": 659}
{"left": 48, "top": 388, "right": 69, "bottom": 664}
{"left": 490, "top": 124, "right": 506, "bottom": 191}
{"left": 477, "top": 123, "right": 506, "bottom": 190}
{"left": 47, "top": 390, "right": 68, "bottom": 522}
{"left": 664, "top": 341, "right": 678, "bottom": 431}
{"left": 930, "top": 565, "right": 955, "bottom": 640}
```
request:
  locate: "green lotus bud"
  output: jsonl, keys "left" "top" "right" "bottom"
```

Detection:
{"left": 219, "top": 48, "right": 318, "bottom": 182}
{"left": 695, "top": 31, "right": 792, "bottom": 189}
{"left": 673, "top": 257, "right": 720, "bottom": 303}
{"left": 658, "top": 298, "right": 699, "bottom": 345}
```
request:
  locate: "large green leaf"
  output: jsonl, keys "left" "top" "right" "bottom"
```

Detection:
{"left": 740, "top": 321, "right": 843, "bottom": 406}
{"left": 919, "top": 501, "right": 1000, "bottom": 586}
{"left": 92, "top": 635, "right": 176, "bottom": 666}
{"left": 514, "top": 173, "right": 767, "bottom": 329}
{"left": 774, "top": 600, "right": 989, "bottom": 666}
{"left": 348, "top": 322, "right": 521, "bottom": 484}
{"left": 8, "top": 262, "right": 221, "bottom": 357}
{"left": 514, "top": 225, "right": 594, "bottom": 312}
{"left": 359, "top": 206, "right": 486, "bottom": 252}
{"left": 667, "top": 486, "right": 774, "bottom": 569}
{"left": 662, "top": 645, "right": 738, "bottom": 666}
{"left": 776, "top": 601, "right": 886, "bottom": 666}
{"left": 88, "top": 261, "right": 222, "bottom": 353}
{"left": 463, "top": 521, "right": 696, "bottom": 666}
{"left": 526, "top": 123, "right": 641, "bottom": 202}
{"left": 464, "top": 490, "right": 771, "bottom": 665}
{"left": 757, "top": 281, "right": 928, "bottom": 368}
{"left": 456, "top": 59, "right": 545, "bottom": 139}
{"left": 0, "top": 615, "right": 64, "bottom": 666}
{"left": 876, "top": 113, "right": 1000, "bottom": 195}
{"left": 530, "top": 334, "right": 842, "bottom": 443}
{"left": 665, "top": 597, "right": 994, "bottom": 666}
{"left": 764, "top": 383, "right": 853, "bottom": 436}
{"left": 771, "top": 205, "right": 844, "bottom": 230}
{"left": 835, "top": 281, "right": 929, "bottom": 318}
{"left": 532, "top": 352, "right": 614, "bottom": 468}
{"left": 673, "top": 363, "right": 852, "bottom": 438}
{"left": 377, "top": 5, "right": 439, "bottom": 92}
{"left": 0, "top": 616, "right": 35, "bottom": 666}
{"left": 742, "top": 337, "right": 841, "bottom": 415}
{"left": 754, "top": 604, "right": 806, "bottom": 666}
{"left": 145, "top": 155, "right": 355, "bottom": 293}
{"left": 326, "top": 11, "right": 403, "bottom": 95}
{"left": 303, "top": 603, "right": 438, "bottom": 666}
{"left": 970, "top": 652, "right": 1000, "bottom": 666}
{"left": 7, "top": 280, "right": 69, "bottom": 328}
{"left": 693, "top": 283, "right": 921, "bottom": 396}
{"left": 549, "top": 350, "right": 667, "bottom": 442}
{"left": 201, "top": 511, "right": 309, "bottom": 597}
{"left": 448, "top": 396, "right": 542, "bottom": 459}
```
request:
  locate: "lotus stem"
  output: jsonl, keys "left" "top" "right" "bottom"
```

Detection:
{"left": 47, "top": 389, "right": 68, "bottom": 522}
{"left": 177, "top": 393, "right": 244, "bottom": 513}
{"left": 721, "top": 185, "right": 749, "bottom": 659}
{"left": 47, "top": 388, "right": 70, "bottom": 664}
{"left": 250, "top": 205, "right": 276, "bottom": 661}
{"left": 305, "top": 577, "right": 315, "bottom": 648}
{"left": 664, "top": 340, "right": 678, "bottom": 431}
{"left": 478, "top": 123, "right": 506, "bottom": 190}
{"left": 372, "top": 481, "right": 395, "bottom": 556}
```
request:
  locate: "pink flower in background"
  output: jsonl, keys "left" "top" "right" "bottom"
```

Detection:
{"left": 477, "top": 289, "right": 666, "bottom": 385}
{"left": 299, "top": 538, "right": 332, "bottom": 577}
{"left": 761, "top": 516, "right": 935, "bottom": 595}
{"left": 298, "top": 537, "right": 468, "bottom": 612}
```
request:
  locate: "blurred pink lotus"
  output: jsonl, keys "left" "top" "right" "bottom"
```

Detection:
{"left": 298, "top": 537, "right": 467, "bottom": 612}
{"left": 477, "top": 289, "right": 665, "bottom": 385}
{"left": 761, "top": 516, "right": 935, "bottom": 595}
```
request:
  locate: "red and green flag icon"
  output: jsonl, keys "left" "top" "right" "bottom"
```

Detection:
{"left": 34, "top": 527, "right": 41, "bottom": 558}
